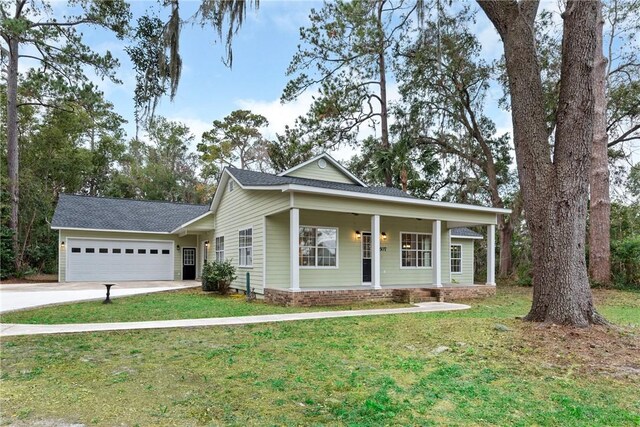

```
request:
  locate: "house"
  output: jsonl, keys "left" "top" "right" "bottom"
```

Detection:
{"left": 52, "top": 153, "right": 510, "bottom": 305}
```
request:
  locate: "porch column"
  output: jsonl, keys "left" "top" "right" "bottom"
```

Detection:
{"left": 487, "top": 224, "right": 496, "bottom": 285}
{"left": 290, "top": 208, "right": 300, "bottom": 290}
{"left": 432, "top": 220, "right": 442, "bottom": 287}
{"left": 371, "top": 214, "right": 381, "bottom": 289}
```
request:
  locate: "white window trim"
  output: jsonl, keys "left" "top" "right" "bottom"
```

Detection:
{"left": 450, "top": 243, "right": 463, "bottom": 274}
{"left": 399, "top": 231, "right": 433, "bottom": 269}
{"left": 238, "top": 226, "right": 253, "bottom": 268}
{"left": 299, "top": 225, "right": 339, "bottom": 269}
{"left": 215, "top": 235, "right": 225, "bottom": 262}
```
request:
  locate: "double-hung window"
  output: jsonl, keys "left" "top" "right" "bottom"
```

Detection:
{"left": 299, "top": 226, "right": 337, "bottom": 267}
{"left": 450, "top": 244, "right": 462, "bottom": 273}
{"left": 238, "top": 228, "right": 252, "bottom": 267}
{"left": 401, "top": 233, "right": 432, "bottom": 268}
{"left": 215, "top": 236, "right": 225, "bottom": 262}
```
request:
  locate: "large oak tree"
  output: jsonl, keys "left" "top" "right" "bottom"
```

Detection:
{"left": 477, "top": 0, "right": 607, "bottom": 326}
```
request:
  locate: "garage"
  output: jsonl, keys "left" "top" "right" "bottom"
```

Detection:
{"left": 66, "top": 238, "right": 174, "bottom": 282}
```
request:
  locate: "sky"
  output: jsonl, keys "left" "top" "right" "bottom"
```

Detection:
{"left": 77, "top": 0, "right": 512, "bottom": 162}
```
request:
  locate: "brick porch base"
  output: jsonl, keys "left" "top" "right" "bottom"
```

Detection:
{"left": 264, "top": 285, "right": 496, "bottom": 307}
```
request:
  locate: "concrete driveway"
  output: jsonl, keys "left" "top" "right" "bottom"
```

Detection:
{"left": 0, "top": 281, "right": 201, "bottom": 313}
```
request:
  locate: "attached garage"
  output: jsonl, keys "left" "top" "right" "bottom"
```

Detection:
{"left": 66, "top": 239, "right": 174, "bottom": 281}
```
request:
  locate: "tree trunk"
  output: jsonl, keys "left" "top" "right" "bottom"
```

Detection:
{"left": 7, "top": 35, "right": 21, "bottom": 272}
{"left": 498, "top": 217, "right": 514, "bottom": 278}
{"left": 478, "top": 0, "right": 606, "bottom": 326}
{"left": 588, "top": 1, "right": 611, "bottom": 286}
{"left": 376, "top": 0, "right": 392, "bottom": 187}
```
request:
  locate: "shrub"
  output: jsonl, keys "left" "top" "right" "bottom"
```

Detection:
{"left": 0, "top": 226, "right": 15, "bottom": 280}
{"left": 201, "top": 260, "right": 237, "bottom": 294}
{"left": 611, "top": 235, "right": 640, "bottom": 289}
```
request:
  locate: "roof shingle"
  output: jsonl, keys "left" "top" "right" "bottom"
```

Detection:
{"left": 52, "top": 194, "right": 210, "bottom": 233}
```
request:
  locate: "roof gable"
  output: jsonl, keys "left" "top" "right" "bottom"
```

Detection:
{"left": 278, "top": 153, "right": 367, "bottom": 186}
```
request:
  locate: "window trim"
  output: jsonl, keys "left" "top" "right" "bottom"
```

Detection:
{"left": 215, "top": 235, "right": 225, "bottom": 262}
{"left": 399, "top": 231, "right": 433, "bottom": 269}
{"left": 299, "top": 225, "right": 339, "bottom": 269}
{"left": 450, "top": 243, "right": 463, "bottom": 274}
{"left": 238, "top": 226, "right": 253, "bottom": 268}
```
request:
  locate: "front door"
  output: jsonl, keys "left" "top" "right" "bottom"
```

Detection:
{"left": 182, "top": 248, "right": 196, "bottom": 280}
{"left": 362, "top": 232, "right": 372, "bottom": 284}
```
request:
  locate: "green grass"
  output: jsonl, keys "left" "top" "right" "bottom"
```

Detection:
{"left": 0, "top": 288, "right": 410, "bottom": 324}
{"left": 1, "top": 287, "right": 638, "bottom": 426}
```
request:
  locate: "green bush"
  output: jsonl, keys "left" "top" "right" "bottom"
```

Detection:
{"left": 201, "top": 259, "right": 237, "bottom": 294}
{"left": 0, "top": 225, "right": 15, "bottom": 279}
{"left": 611, "top": 235, "right": 640, "bottom": 289}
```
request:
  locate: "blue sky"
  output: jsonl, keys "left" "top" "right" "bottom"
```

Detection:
{"left": 79, "top": 0, "right": 513, "bottom": 162}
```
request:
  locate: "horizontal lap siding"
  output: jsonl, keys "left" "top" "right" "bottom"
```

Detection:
{"left": 286, "top": 161, "right": 355, "bottom": 184}
{"left": 58, "top": 229, "right": 197, "bottom": 281}
{"left": 265, "top": 212, "right": 290, "bottom": 288}
{"left": 450, "top": 238, "right": 474, "bottom": 284}
{"left": 214, "top": 186, "right": 289, "bottom": 293}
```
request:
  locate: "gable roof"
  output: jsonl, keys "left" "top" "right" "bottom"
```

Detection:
{"left": 52, "top": 194, "right": 210, "bottom": 233}
{"left": 228, "top": 168, "right": 411, "bottom": 198}
{"left": 278, "top": 153, "right": 368, "bottom": 187}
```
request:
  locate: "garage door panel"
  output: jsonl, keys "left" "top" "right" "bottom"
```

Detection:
{"left": 67, "top": 239, "right": 173, "bottom": 281}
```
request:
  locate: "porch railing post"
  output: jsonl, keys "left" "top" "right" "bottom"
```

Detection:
{"left": 290, "top": 208, "right": 300, "bottom": 290}
{"left": 372, "top": 214, "right": 381, "bottom": 289}
{"left": 432, "top": 220, "right": 442, "bottom": 287}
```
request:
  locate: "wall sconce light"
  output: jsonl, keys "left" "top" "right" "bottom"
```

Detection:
{"left": 355, "top": 230, "right": 361, "bottom": 239}
{"left": 381, "top": 232, "right": 387, "bottom": 241}
{"left": 204, "top": 241, "right": 209, "bottom": 248}
{"left": 61, "top": 241, "right": 65, "bottom": 248}
{"left": 177, "top": 244, "right": 180, "bottom": 250}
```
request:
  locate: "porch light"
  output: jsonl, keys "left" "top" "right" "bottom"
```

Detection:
{"left": 61, "top": 241, "right": 65, "bottom": 248}
{"left": 355, "top": 230, "right": 361, "bottom": 239}
{"left": 177, "top": 244, "right": 180, "bottom": 249}
{"left": 204, "top": 241, "right": 209, "bottom": 248}
{"left": 381, "top": 232, "right": 387, "bottom": 240}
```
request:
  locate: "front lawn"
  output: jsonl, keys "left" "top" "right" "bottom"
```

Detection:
{"left": 0, "top": 288, "right": 411, "bottom": 324}
{"left": 1, "top": 286, "right": 638, "bottom": 426}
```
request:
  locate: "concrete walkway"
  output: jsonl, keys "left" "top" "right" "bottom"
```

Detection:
{"left": 0, "top": 302, "right": 470, "bottom": 337}
{"left": 0, "top": 281, "right": 201, "bottom": 313}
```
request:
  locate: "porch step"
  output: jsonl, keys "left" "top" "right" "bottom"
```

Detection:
{"left": 392, "top": 289, "right": 439, "bottom": 304}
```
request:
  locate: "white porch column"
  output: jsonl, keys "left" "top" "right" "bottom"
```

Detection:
{"left": 371, "top": 214, "right": 381, "bottom": 289}
{"left": 290, "top": 208, "right": 300, "bottom": 290}
{"left": 432, "top": 220, "right": 442, "bottom": 287}
{"left": 487, "top": 224, "right": 496, "bottom": 285}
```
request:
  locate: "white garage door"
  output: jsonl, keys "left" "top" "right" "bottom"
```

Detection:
{"left": 67, "top": 239, "right": 174, "bottom": 281}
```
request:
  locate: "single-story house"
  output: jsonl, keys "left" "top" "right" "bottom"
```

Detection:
{"left": 52, "top": 153, "right": 510, "bottom": 305}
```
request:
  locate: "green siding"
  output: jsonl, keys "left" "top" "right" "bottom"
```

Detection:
{"left": 262, "top": 211, "right": 477, "bottom": 289}
{"left": 286, "top": 160, "right": 356, "bottom": 184}
{"left": 213, "top": 184, "right": 290, "bottom": 292}
{"left": 58, "top": 229, "right": 197, "bottom": 282}
{"left": 450, "top": 238, "right": 475, "bottom": 284}
{"left": 294, "top": 193, "right": 497, "bottom": 224}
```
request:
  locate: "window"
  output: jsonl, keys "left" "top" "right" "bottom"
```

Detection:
{"left": 238, "top": 228, "right": 252, "bottom": 267}
{"left": 112, "top": 248, "right": 121, "bottom": 254}
{"left": 215, "top": 236, "right": 224, "bottom": 262}
{"left": 299, "top": 226, "right": 338, "bottom": 267}
{"left": 401, "top": 233, "right": 431, "bottom": 268}
{"left": 71, "top": 247, "right": 81, "bottom": 253}
{"left": 99, "top": 248, "right": 108, "bottom": 254}
{"left": 85, "top": 248, "right": 95, "bottom": 253}
{"left": 162, "top": 249, "right": 170, "bottom": 255}
{"left": 150, "top": 249, "right": 158, "bottom": 254}
{"left": 138, "top": 249, "right": 146, "bottom": 254}
{"left": 126, "top": 249, "right": 134, "bottom": 254}
{"left": 451, "top": 244, "right": 462, "bottom": 273}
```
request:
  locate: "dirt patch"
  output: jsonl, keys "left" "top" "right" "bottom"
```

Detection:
{"left": 1, "top": 274, "right": 58, "bottom": 285}
{"left": 520, "top": 323, "right": 640, "bottom": 380}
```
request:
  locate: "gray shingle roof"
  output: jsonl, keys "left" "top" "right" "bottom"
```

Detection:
{"left": 52, "top": 194, "right": 210, "bottom": 233}
{"left": 227, "top": 168, "right": 414, "bottom": 199}
{"left": 450, "top": 227, "right": 483, "bottom": 238}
